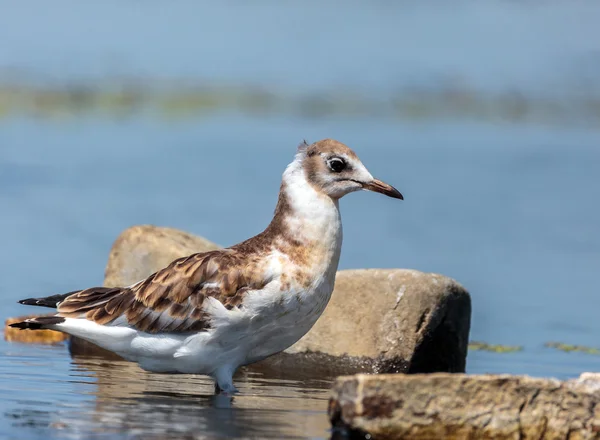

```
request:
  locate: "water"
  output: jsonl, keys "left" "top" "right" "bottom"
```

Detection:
{"left": 0, "top": 343, "right": 331, "bottom": 439}
{"left": 1, "top": 1, "right": 600, "bottom": 439}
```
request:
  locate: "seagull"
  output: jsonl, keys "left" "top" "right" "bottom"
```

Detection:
{"left": 10, "top": 139, "right": 403, "bottom": 395}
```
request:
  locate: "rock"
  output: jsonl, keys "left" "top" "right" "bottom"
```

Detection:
{"left": 103, "top": 224, "right": 221, "bottom": 288}
{"left": 329, "top": 373, "right": 600, "bottom": 440}
{"left": 4, "top": 315, "right": 68, "bottom": 344}
{"left": 89, "top": 225, "right": 471, "bottom": 376}
{"left": 254, "top": 268, "right": 470, "bottom": 375}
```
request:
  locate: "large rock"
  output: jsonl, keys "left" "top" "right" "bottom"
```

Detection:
{"left": 329, "top": 373, "right": 600, "bottom": 440}
{"left": 85, "top": 225, "right": 470, "bottom": 375}
{"left": 253, "top": 268, "right": 470, "bottom": 377}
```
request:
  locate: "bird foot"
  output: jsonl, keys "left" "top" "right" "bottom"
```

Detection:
{"left": 214, "top": 382, "right": 239, "bottom": 396}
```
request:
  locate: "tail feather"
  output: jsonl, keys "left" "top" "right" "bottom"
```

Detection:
{"left": 9, "top": 316, "right": 66, "bottom": 330}
{"left": 18, "top": 291, "right": 80, "bottom": 309}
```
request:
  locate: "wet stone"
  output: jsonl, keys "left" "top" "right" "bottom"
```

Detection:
{"left": 329, "top": 373, "right": 600, "bottom": 440}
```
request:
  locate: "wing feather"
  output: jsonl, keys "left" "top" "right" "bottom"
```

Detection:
{"left": 57, "top": 249, "right": 269, "bottom": 333}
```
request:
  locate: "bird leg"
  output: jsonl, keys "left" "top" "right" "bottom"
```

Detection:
{"left": 213, "top": 366, "right": 239, "bottom": 396}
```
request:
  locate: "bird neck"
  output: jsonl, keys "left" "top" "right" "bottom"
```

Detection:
{"left": 232, "top": 156, "right": 343, "bottom": 277}
{"left": 266, "top": 158, "right": 343, "bottom": 257}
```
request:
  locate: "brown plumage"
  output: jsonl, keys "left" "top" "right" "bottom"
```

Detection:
{"left": 57, "top": 250, "right": 272, "bottom": 333}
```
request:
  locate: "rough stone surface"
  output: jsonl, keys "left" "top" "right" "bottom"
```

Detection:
{"left": 285, "top": 268, "right": 471, "bottom": 374}
{"left": 329, "top": 373, "right": 600, "bottom": 440}
{"left": 103, "top": 224, "right": 221, "bottom": 288}
{"left": 88, "top": 225, "right": 470, "bottom": 375}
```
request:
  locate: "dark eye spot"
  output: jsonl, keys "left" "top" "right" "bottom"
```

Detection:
{"left": 327, "top": 157, "right": 346, "bottom": 173}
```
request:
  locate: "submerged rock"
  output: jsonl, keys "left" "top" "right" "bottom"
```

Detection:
{"left": 329, "top": 373, "right": 600, "bottom": 440}
{"left": 468, "top": 341, "right": 523, "bottom": 353}
{"left": 89, "top": 225, "right": 470, "bottom": 375}
{"left": 545, "top": 342, "right": 600, "bottom": 355}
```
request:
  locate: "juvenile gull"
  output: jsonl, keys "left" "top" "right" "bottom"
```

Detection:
{"left": 11, "top": 139, "right": 403, "bottom": 395}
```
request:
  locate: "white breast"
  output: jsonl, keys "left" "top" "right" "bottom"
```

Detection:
{"left": 237, "top": 163, "right": 343, "bottom": 364}
{"left": 168, "top": 156, "right": 345, "bottom": 371}
{"left": 239, "top": 275, "right": 335, "bottom": 365}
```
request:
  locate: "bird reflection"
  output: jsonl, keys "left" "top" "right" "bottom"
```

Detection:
{"left": 66, "top": 352, "right": 330, "bottom": 439}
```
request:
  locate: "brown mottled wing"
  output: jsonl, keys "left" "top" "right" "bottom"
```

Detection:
{"left": 57, "top": 250, "right": 269, "bottom": 333}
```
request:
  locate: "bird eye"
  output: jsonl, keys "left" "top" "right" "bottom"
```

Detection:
{"left": 327, "top": 157, "right": 346, "bottom": 173}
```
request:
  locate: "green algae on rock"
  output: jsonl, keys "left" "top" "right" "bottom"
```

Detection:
{"left": 545, "top": 342, "right": 600, "bottom": 355}
{"left": 468, "top": 341, "right": 523, "bottom": 353}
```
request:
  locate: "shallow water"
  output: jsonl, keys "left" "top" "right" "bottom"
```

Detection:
{"left": 1, "top": 1, "right": 600, "bottom": 439}
{"left": 0, "top": 342, "right": 331, "bottom": 439}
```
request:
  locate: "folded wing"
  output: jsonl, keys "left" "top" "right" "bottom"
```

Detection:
{"left": 57, "top": 249, "right": 270, "bottom": 333}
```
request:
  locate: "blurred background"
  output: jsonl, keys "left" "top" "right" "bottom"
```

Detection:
{"left": 1, "top": 1, "right": 599, "bottom": 438}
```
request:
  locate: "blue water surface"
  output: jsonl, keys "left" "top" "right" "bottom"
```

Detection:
{"left": 1, "top": 1, "right": 600, "bottom": 439}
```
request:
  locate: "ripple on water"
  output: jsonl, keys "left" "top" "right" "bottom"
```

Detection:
{"left": 0, "top": 341, "right": 332, "bottom": 439}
